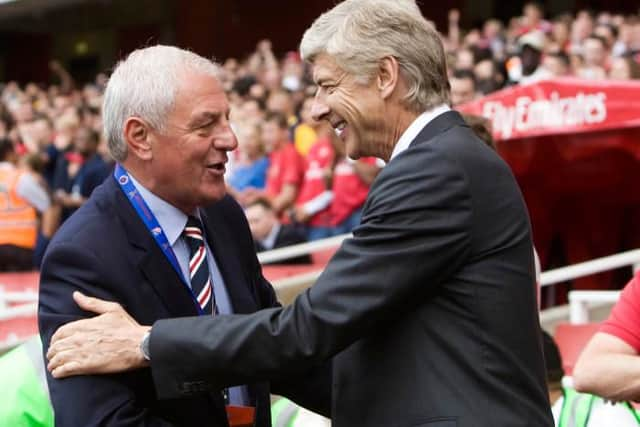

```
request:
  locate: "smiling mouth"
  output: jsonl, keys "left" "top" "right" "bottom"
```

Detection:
{"left": 207, "top": 162, "right": 226, "bottom": 174}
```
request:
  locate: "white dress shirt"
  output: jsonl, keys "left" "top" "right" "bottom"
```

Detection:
{"left": 128, "top": 174, "right": 248, "bottom": 405}
{"left": 389, "top": 104, "right": 451, "bottom": 162}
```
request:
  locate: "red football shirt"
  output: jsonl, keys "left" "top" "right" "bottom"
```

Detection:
{"left": 600, "top": 272, "right": 640, "bottom": 352}
{"left": 330, "top": 157, "right": 376, "bottom": 226}
{"left": 296, "top": 138, "right": 334, "bottom": 227}
{"left": 265, "top": 142, "right": 306, "bottom": 199}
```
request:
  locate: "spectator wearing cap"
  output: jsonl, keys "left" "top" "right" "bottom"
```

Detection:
{"left": 517, "top": 30, "right": 553, "bottom": 84}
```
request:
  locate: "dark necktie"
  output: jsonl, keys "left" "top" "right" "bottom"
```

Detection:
{"left": 183, "top": 215, "right": 215, "bottom": 315}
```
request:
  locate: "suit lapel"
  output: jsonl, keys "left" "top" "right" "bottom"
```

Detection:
{"left": 110, "top": 176, "right": 199, "bottom": 317}
{"left": 200, "top": 204, "right": 258, "bottom": 315}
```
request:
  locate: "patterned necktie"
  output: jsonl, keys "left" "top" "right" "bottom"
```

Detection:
{"left": 183, "top": 215, "right": 215, "bottom": 315}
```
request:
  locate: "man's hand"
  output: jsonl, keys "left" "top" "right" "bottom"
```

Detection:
{"left": 46, "top": 291, "right": 151, "bottom": 379}
{"left": 291, "top": 205, "right": 311, "bottom": 223}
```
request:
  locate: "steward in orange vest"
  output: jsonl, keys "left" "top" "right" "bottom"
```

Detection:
{"left": 0, "top": 138, "right": 50, "bottom": 271}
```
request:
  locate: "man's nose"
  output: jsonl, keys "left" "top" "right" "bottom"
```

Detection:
{"left": 311, "top": 99, "right": 330, "bottom": 122}
{"left": 215, "top": 120, "right": 238, "bottom": 151}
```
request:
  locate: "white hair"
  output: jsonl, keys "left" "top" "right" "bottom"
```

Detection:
{"left": 102, "top": 45, "right": 221, "bottom": 162}
{"left": 300, "top": 0, "right": 450, "bottom": 112}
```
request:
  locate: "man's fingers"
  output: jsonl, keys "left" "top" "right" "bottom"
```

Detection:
{"left": 47, "top": 349, "right": 78, "bottom": 376}
{"left": 49, "top": 321, "right": 78, "bottom": 345}
{"left": 50, "top": 359, "right": 83, "bottom": 379}
{"left": 49, "top": 315, "right": 97, "bottom": 347}
{"left": 73, "top": 291, "right": 123, "bottom": 314}
{"left": 47, "top": 335, "right": 68, "bottom": 361}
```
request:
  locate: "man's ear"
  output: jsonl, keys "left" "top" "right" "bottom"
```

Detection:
{"left": 377, "top": 56, "right": 400, "bottom": 100}
{"left": 123, "top": 117, "right": 153, "bottom": 161}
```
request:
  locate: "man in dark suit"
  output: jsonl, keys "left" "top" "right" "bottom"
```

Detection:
{"left": 244, "top": 197, "right": 311, "bottom": 264}
{"left": 46, "top": 2, "right": 553, "bottom": 426}
{"left": 38, "top": 45, "right": 328, "bottom": 427}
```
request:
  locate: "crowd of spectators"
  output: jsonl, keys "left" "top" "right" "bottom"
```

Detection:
{"left": 1, "top": 2, "right": 640, "bottom": 270}
{"left": 445, "top": 2, "right": 640, "bottom": 105}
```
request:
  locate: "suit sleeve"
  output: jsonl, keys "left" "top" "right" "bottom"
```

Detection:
{"left": 222, "top": 195, "right": 332, "bottom": 415}
{"left": 38, "top": 242, "right": 176, "bottom": 427}
{"left": 150, "top": 143, "right": 472, "bottom": 400}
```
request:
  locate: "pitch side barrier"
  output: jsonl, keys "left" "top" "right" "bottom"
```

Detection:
{"left": 1, "top": 241, "right": 639, "bottom": 350}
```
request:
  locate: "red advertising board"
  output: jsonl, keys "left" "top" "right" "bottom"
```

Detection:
{"left": 459, "top": 78, "right": 640, "bottom": 141}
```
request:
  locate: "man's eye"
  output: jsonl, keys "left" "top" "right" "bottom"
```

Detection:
{"left": 196, "top": 122, "right": 214, "bottom": 134}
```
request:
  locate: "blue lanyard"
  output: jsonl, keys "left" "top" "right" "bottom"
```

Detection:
{"left": 114, "top": 164, "right": 205, "bottom": 315}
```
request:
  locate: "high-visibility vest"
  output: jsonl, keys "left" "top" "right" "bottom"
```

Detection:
{"left": 271, "top": 397, "right": 330, "bottom": 427}
{"left": 558, "top": 387, "right": 640, "bottom": 427}
{"left": 0, "top": 166, "right": 38, "bottom": 249}
{"left": 271, "top": 397, "right": 300, "bottom": 427}
{"left": 0, "top": 336, "right": 54, "bottom": 427}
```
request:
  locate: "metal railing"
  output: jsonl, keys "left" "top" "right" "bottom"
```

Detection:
{"left": 568, "top": 290, "right": 621, "bottom": 324}
{"left": 540, "top": 249, "right": 640, "bottom": 287}
{"left": 1, "top": 240, "right": 639, "bottom": 331}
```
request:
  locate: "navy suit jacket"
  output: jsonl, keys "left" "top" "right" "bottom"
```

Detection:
{"left": 38, "top": 175, "right": 329, "bottom": 426}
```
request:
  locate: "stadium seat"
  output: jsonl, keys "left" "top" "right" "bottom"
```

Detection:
{"left": 553, "top": 322, "right": 601, "bottom": 376}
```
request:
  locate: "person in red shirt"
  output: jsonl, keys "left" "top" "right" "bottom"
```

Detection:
{"left": 292, "top": 121, "right": 336, "bottom": 240}
{"left": 293, "top": 121, "right": 380, "bottom": 240}
{"left": 243, "top": 111, "right": 305, "bottom": 216}
{"left": 574, "top": 271, "right": 640, "bottom": 401}
{"left": 328, "top": 132, "right": 380, "bottom": 234}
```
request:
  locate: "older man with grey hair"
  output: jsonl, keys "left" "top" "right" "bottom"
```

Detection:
{"left": 47, "top": 1, "right": 552, "bottom": 426}
{"left": 39, "top": 45, "right": 329, "bottom": 427}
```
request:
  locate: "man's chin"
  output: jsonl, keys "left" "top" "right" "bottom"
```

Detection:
{"left": 345, "top": 141, "right": 362, "bottom": 160}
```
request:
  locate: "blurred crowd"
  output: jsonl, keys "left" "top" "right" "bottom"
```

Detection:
{"left": 1, "top": 1, "right": 640, "bottom": 270}
{"left": 445, "top": 2, "right": 640, "bottom": 105}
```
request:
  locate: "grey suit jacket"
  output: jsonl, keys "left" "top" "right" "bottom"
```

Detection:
{"left": 150, "top": 111, "right": 553, "bottom": 427}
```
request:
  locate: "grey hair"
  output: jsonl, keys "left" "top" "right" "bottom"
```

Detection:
{"left": 300, "top": 0, "right": 450, "bottom": 112}
{"left": 103, "top": 45, "right": 221, "bottom": 162}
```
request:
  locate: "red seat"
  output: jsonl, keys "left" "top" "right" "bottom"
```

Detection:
{"left": 311, "top": 248, "right": 337, "bottom": 265}
{"left": 553, "top": 322, "right": 601, "bottom": 376}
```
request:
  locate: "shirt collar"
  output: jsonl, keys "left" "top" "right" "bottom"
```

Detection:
{"left": 260, "top": 222, "right": 281, "bottom": 250}
{"left": 128, "top": 173, "right": 190, "bottom": 246}
{"left": 389, "top": 104, "right": 451, "bottom": 162}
